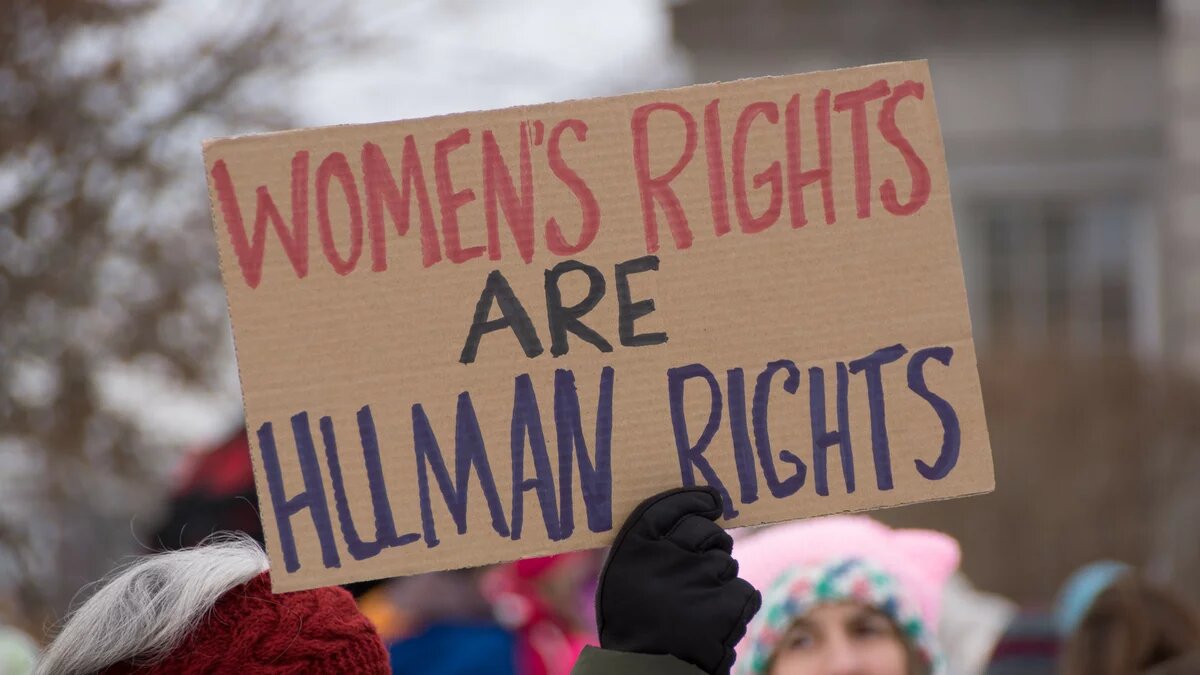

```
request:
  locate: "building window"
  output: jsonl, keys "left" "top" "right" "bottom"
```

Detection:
{"left": 968, "top": 197, "right": 1155, "bottom": 353}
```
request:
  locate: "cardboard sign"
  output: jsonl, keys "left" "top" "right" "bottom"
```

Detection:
{"left": 204, "top": 60, "right": 993, "bottom": 592}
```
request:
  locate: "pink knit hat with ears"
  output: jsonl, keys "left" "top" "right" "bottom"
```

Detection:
{"left": 732, "top": 516, "right": 960, "bottom": 630}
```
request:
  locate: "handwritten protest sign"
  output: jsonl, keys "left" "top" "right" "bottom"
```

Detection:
{"left": 204, "top": 60, "right": 993, "bottom": 592}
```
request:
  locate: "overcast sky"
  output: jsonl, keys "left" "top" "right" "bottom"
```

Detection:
{"left": 294, "top": 0, "right": 688, "bottom": 126}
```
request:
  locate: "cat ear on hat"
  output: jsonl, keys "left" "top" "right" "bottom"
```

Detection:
{"left": 892, "top": 529, "right": 961, "bottom": 586}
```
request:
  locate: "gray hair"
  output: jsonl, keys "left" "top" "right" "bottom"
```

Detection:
{"left": 37, "top": 534, "right": 268, "bottom": 675}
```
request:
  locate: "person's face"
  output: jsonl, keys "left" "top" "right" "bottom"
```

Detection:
{"left": 768, "top": 602, "right": 912, "bottom": 675}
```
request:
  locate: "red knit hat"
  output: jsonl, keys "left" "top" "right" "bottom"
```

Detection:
{"left": 99, "top": 572, "right": 389, "bottom": 674}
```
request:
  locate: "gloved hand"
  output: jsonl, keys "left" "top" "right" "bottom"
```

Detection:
{"left": 595, "top": 487, "right": 761, "bottom": 675}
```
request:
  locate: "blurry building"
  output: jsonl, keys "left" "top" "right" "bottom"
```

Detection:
{"left": 668, "top": 0, "right": 1200, "bottom": 608}
{"left": 671, "top": 0, "right": 1193, "bottom": 366}
{"left": 1165, "top": 0, "right": 1200, "bottom": 371}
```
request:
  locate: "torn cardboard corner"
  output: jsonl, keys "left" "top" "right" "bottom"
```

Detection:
{"left": 203, "top": 59, "right": 993, "bottom": 592}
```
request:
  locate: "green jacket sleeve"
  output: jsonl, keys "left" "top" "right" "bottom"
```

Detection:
{"left": 571, "top": 646, "right": 707, "bottom": 675}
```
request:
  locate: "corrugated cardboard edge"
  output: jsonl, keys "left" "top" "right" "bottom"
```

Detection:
{"left": 919, "top": 60, "right": 997, "bottom": 494}
{"left": 199, "top": 144, "right": 284, "bottom": 591}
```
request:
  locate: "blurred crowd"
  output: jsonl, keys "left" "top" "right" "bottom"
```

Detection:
{"left": 4, "top": 430, "right": 1198, "bottom": 674}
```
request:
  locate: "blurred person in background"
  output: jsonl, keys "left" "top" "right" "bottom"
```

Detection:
{"left": 1057, "top": 561, "right": 1200, "bottom": 675}
{"left": 983, "top": 609, "right": 1061, "bottom": 675}
{"left": 362, "top": 568, "right": 516, "bottom": 675}
{"left": 938, "top": 573, "right": 1017, "bottom": 675}
{"left": 367, "top": 552, "right": 601, "bottom": 674}
{"left": 151, "top": 429, "right": 262, "bottom": 550}
{"left": 486, "top": 553, "right": 600, "bottom": 675}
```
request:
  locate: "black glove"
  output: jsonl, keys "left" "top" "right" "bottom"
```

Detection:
{"left": 595, "top": 487, "right": 762, "bottom": 675}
